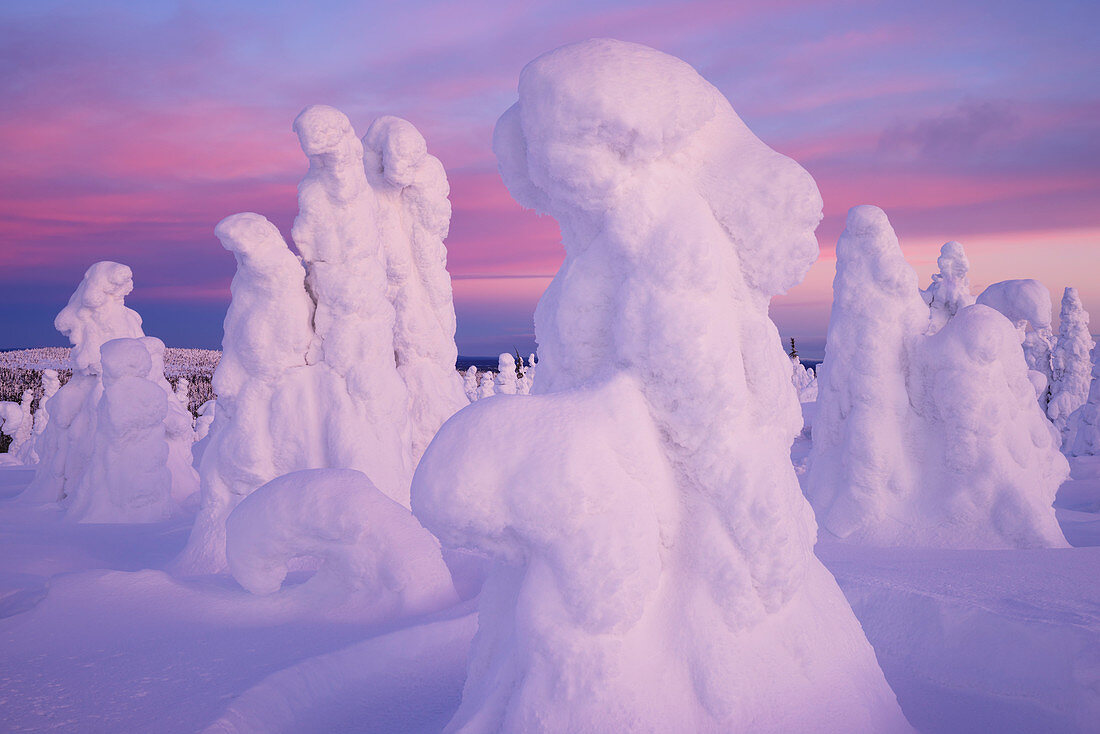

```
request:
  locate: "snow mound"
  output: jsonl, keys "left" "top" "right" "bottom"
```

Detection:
{"left": 226, "top": 468, "right": 457, "bottom": 621}
{"left": 414, "top": 38, "right": 909, "bottom": 733}
{"left": 1070, "top": 349, "right": 1100, "bottom": 456}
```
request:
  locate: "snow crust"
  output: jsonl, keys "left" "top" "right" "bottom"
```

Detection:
{"left": 1049, "top": 287, "right": 1094, "bottom": 445}
{"left": 226, "top": 468, "right": 457, "bottom": 621}
{"left": 413, "top": 38, "right": 909, "bottom": 733}
{"left": 809, "top": 207, "right": 1067, "bottom": 548}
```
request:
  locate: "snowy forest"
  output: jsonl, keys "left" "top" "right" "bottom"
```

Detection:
{"left": 0, "top": 38, "right": 1098, "bottom": 734}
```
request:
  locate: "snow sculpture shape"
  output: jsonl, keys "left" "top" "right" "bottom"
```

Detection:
{"left": 1048, "top": 287, "right": 1094, "bottom": 445}
{"left": 921, "top": 240, "right": 975, "bottom": 334}
{"left": 23, "top": 262, "right": 146, "bottom": 504}
{"left": 976, "top": 279, "right": 1055, "bottom": 405}
{"left": 363, "top": 115, "right": 468, "bottom": 462}
{"left": 808, "top": 206, "right": 930, "bottom": 539}
{"left": 809, "top": 208, "right": 1067, "bottom": 548}
{"left": 462, "top": 365, "right": 479, "bottom": 402}
{"left": 906, "top": 305, "right": 1069, "bottom": 547}
{"left": 177, "top": 212, "right": 315, "bottom": 573}
{"left": 1070, "top": 349, "right": 1100, "bottom": 456}
{"left": 226, "top": 468, "right": 457, "bottom": 621}
{"left": 493, "top": 352, "right": 518, "bottom": 395}
{"left": 0, "top": 403, "right": 23, "bottom": 441}
{"left": 292, "top": 105, "right": 412, "bottom": 498}
{"left": 412, "top": 39, "right": 910, "bottom": 733}
{"left": 66, "top": 338, "right": 172, "bottom": 523}
{"left": 193, "top": 399, "right": 215, "bottom": 442}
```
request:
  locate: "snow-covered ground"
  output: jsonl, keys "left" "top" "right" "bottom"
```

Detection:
{"left": 0, "top": 453, "right": 1096, "bottom": 732}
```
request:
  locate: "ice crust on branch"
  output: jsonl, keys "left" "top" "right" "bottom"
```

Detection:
{"left": 808, "top": 207, "right": 1067, "bottom": 549}
{"left": 179, "top": 109, "right": 465, "bottom": 574}
{"left": 412, "top": 39, "right": 909, "bottom": 733}
{"left": 225, "top": 468, "right": 457, "bottom": 620}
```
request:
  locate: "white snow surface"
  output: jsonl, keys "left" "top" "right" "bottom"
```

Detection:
{"left": 225, "top": 468, "right": 457, "bottom": 622}
{"left": 413, "top": 39, "right": 909, "bottom": 733}
{"left": 1049, "top": 287, "right": 1094, "bottom": 445}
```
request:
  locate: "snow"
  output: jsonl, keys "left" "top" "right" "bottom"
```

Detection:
{"left": 414, "top": 39, "right": 908, "bottom": 732}
{"left": 921, "top": 240, "right": 975, "bottom": 333}
{"left": 809, "top": 207, "right": 1067, "bottom": 549}
{"left": 492, "top": 352, "right": 517, "bottom": 395}
{"left": 225, "top": 468, "right": 457, "bottom": 622}
{"left": 462, "top": 365, "right": 478, "bottom": 402}
{"left": 54, "top": 261, "right": 144, "bottom": 375}
{"left": 976, "top": 278, "right": 1055, "bottom": 405}
{"left": 1049, "top": 287, "right": 1094, "bottom": 446}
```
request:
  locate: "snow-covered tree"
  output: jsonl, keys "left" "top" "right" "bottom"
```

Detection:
{"left": 808, "top": 206, "right": 929, "bottom": 540}
{"left": 413, "top": 39, "right": 909, "bottom": 733}
{"left": 1070, "top": 349, "right": 1100, "bottom": 456}
{"left": 22, "top": 262, "right": 145, "bottom": 504}
{"left": 976, "top": 279, "right": 1055, "bottom": 407}
{"left": 808, "top": 212, "right": 1067, "bottom": 549}
{"left": 493, "top": 352, "right": 518, "bottom": 395}
{"left": 1048, "top": 287, "right": 1094, "bottom": 445}
{"left": 9, "top": 390, "right": 34, "bottom": 463}
{"left": 462, "top": 365, "right": 479, "bottom": 402}
{"left": 921, "top": 240, "right": 975, "bottom": 333}
{"left": 66, "top": 338, "right": 172, "bottom": 523}
{"left": 363, "top": 116, "right": 468, "bottom": 463}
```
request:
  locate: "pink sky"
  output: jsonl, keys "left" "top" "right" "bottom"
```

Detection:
{"left": 2, "top": 0, "right": 1097, "bottom": 356}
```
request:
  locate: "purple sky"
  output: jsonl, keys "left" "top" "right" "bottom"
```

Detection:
{"left": 2, "top": 0, "right": 1098, "bottom": 357}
